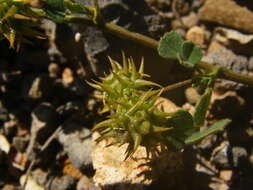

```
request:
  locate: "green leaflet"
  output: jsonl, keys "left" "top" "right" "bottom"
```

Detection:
{"left": 158, "top": 31, "right": 183, "bottom": 59}
{"left": 169, "top": 109, "right": 195, "bottom": 132}
{"left": 185, "top": 119, "right": 231, "bottom": 144}
{"left": 179, "top": 41, "right": 202, "bottom": 68}
{"left": 166, "top": 109, "right": 196, "bottom": 148}
{"left": 45, "top": 0, "right": 65, "bottom": 11}
{"left": 193, "top": 88, "right": 212, "bottom": 127}
{"left": 43, "top": 0, "right": 90, "bottom": 14}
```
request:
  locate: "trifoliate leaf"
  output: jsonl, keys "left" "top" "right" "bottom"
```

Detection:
{"left": 179, "top": 41, "right": 202, "bottom": 68}
{"left": 185, "top": 119, "right": 231, "bottom": 144}
{"left": 158, "top": 31, "right": 183, "bottom": 59}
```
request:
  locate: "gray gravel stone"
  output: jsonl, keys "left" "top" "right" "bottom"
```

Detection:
{"left": 32, "top": 168, "right": 48, "bottom": 187}
{"left": 77, "top": 176, "right": 101, "bottom": 190}
{"left": 48, "top": 175, "right": 75, "bottom": 190}
{"left": 57, "top": 119, "right": 92, "bottom": 169}
{"left": 211, "top": 141, "right": 231, "bottom": 169}
{"left": 203, "top": 48, "right": 249, "bottom": 90}
{"left": 232, "top": 146, "right": 248, "bottom": 167}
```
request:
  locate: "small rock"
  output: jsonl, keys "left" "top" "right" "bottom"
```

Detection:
{"left": 2, "top": 184, "right": 20, "bottom": 190}
{"left": 22, "top": 74, "right": 52, "bottom": 100}
{"left": 20, "top": 175, "right": 45, "bottom": 190}
{"left": 191, "top": 0, "right": 204, "bottom": 9}
{"left": 204, "top": 48, "right": 249, "bottom": 75}
{"left": 57, "top": 120, "right": 92, "bottom": 169}
{"left": 209, "top": 182, "right": 229, "bottom": 190}
{"left": 211, "top": 27, "right": 253, "bottom": 55}
{"left": 32, "top": 169, "right": 48, "bottom": 187}
{"left": 172, "top": 12, "right": 199, "bottom": 29}
{"left": 63, "top": 159, "right": 84, "bottom": 179}
{"left": 197, "top": 134, "right": 217, "bottom": 150}
{"left": 41, "top": 19, "right": 56, "bottom": 42}
{"left": 77, "top": 176, "right": 101, "bottom": 190}
{"left": 232, "top": 146, "right": 248, "bottom": 167}
{"left": 185, "top": 87, "right": 201, "bottom": 104}
{"left": 144, "top": 14, "right": 169, "bottom": 39}
{"left": 211, "top": 141, "right": 230, "bottom": 169}
{"left": 11, "top": 152, "right": 28, "bottom": 171}
{"left": 83, "top": 27, "right": 109, "bottom": 56}
{"left": 185, "top": 26, "right": 205, "bottom": 46}
{"left": 215, "top": 27, "right": 253, "bottom": 45}
{"left": 218, "top": 183, "right": 229, "bottom": 190}
{"left": 12, "top": 136, "right": 29, "bottom": 152}
{"left": 62, "top": 68, "right": 74, "bottom": 86}
{"left": 177, "top": 0, "right": 191, "bottom": 15}
{"left": 195, "top": 158, "right": 217, "bottom": 176}
{"left": 87, "top": 98, "right": 97, "bottom": 112}
{"left": 92, "top": 133, "right": 182, "bottom": 189}
{"left": 48, "top": 63, "right": 60, "bottom": 78}
{"left": 199, "top": 0, "right": 253, "bottom": 33}
{"left": 249, "top": 150, "right": 253, "bottom": 166}
{"left": 207, "top": 40, "right": 226, "bottom": 54}
{"left": 3, "top": 121, "right": 16, "bottom": 137}
{"left": 47, "top": 175, "right": 75, "bottom": 190}
{"left": 155, "top": 97, "right": 179, "bottom": 113}
{"left": 219, "top": 170, "right": 233, "bottom": 181}
{"left": 203, "top": 48, "right": 249, "bottom": 90}
{"left": 182, "top": 103, "right": 195, "bottom": 115}
{"left": 245, "top": 127, "right": 253, "bottom": 138}
{"left": 0, "top": 134, "right": 11, "bottom": 154}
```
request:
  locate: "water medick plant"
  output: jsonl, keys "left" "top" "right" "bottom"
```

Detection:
{"left": 1, "top": 0, "right": 251, "bottom": 158}
{"left": 87, "top": 54, "right": 231, "bottom": 158}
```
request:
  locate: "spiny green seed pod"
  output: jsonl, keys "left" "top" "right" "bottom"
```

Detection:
{"left": 88, "top": 54, "right": 175, "bottom": 158}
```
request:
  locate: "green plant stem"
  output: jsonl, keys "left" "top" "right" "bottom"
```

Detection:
{"left": 162, "top": 79, "right": 192, "bottom": 93}
{"left": 197, "top": 61, "right": 253, "bottom": 85}
{"left": 149, "top": 79, "right": 192, "bottom": 96}
{"left": 64, "top": 15, "right": 253, "bottom": 86}
{"left": 105, "top": 23, "right": 159, "bottom": 50}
